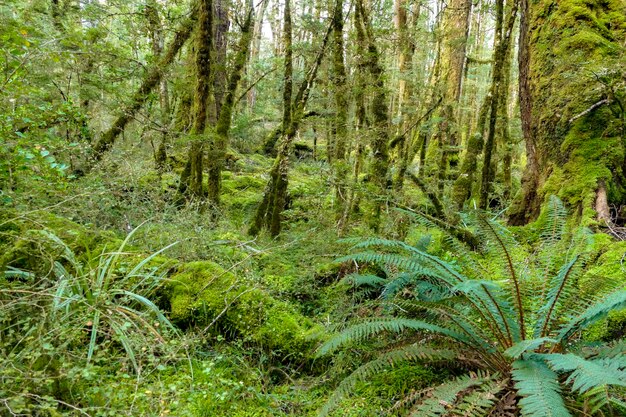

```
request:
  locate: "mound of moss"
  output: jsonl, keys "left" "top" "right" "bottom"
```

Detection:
{"left": 167, "top": 261, "right": 319, "bottom": 359}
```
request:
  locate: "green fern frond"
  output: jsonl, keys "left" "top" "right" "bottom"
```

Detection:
{"left": 407, "top": 372, "right": 497, "bottom": 417}
{"left": 451, "top": 377, "right": 508, "bottom": 417}
{"left": 472, "top": 214, "right": 526, "bottom": 339}
{"left": 317, "top": 344, "right": 457, "bottom": 417}
{"left": 534, "top": 256, "right": 580, "bottom": 338}
{"left": 557, "top": 289, "right": 626, "bottom": 342}
{"left": 512, "top": 359, "right": 572, "bottom": 417}
{"left": 539, "top": 195, "right": 567, "bottom": 245}
{"left": 316, "top": 318, "right": 470, "bottom": 357}
{"left": 539, "top": 353, "right": 626, "bottom": 393}
{"left": 339, "top": 273, "right": 388, "bottom": 288}
{"left": 504, "top": 337, "right": 557, "bottom": 359}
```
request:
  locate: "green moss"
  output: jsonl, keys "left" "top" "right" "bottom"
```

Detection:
{"left": 167, "top": 261, "right": 319, "bottom": 358}
{"left": 0, "top": 210, "right": 120, "bottom": 274}
{"left": 541, "top": 108, "right": 624, "bottom": 225}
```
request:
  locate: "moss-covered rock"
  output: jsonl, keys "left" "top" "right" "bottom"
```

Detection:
{"left": 167, "top": 261, "right": 319, "bottom": 358}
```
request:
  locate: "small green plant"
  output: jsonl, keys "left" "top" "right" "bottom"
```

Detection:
{"left": 1, "top": 224, "right": 180, "bottom": 413}
{"left": 317, "top": 199, "right": 626, "bottom": 417}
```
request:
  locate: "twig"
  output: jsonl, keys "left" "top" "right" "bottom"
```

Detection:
{"left": 569, "top": 98, "right": 609, "bottom": 124}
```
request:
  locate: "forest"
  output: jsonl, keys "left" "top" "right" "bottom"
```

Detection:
{"left": 1, "top": 0, "right": 626, "bottom": 415}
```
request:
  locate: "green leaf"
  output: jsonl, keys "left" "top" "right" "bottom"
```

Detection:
{"left": 539, "top": 353, "right": 626, "bottom": 393}
{"left": 512, "top": 359, "right": 572, "bottom": 417}
{"left": 505, "top": 338, "right": 557, "bottom": 359}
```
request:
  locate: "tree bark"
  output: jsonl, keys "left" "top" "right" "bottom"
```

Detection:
{"left": 509, "top": 0, "right": 625, "bottom": 225}
{"left": 178, "top": 0, "right": 213, "bottom": 201}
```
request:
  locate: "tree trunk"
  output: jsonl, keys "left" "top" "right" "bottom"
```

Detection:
{"left": 178, "top": 0, "right": 213, "bottom": 201}
{"left": 478, "top": 0, "right": 518, "bottom": 209}
{"left": 434, "top": 0, "right": 472, "bottom": 194}
{"left": 145, "top": 1, "right": 171, "bottom": 172}
{"left": 331, "top": 0, "right": 349, "bottom": 217}
{"left": 207, "top": 7, "right": 254, "bottom": 206}
{"left": 509, "top": 0, "right": 625, "bottom": 225}
{"left": 355, "top": 0, "right": 390, "bottom": 231}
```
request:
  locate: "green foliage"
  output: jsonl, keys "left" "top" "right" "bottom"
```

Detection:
{"left": 0, "top": 225, "right": 180, "bottom": 414}
{"left": 317, "top": 201, "right": 626, "bottom": 416}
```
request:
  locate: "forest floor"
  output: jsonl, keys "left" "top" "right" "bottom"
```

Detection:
{"left": 2, "top": 136, "right": 437, "bottom": 416}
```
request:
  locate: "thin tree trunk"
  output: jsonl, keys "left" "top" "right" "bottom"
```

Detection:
{"left": 478, "top": 0, "right": 518, "bottom": 209}
{"left": 355, "top": 0, "right": 390, "bottom": 231}
{"left": 331, "top": 0, "right": 349, "bottom": 217}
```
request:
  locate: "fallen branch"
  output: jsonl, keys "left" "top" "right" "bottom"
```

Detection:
{"left": 568, "top": 98, "right": 609, "bottom": 124}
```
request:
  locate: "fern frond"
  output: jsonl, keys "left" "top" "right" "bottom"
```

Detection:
{"left": 339, "top": 273, "right": 387, "bottom": 288}
{"left": 539, "top": 353, "right": 626, "bottom": 393}
{"left": 472, "top": 214, "right": 526, "bottom": 339}
{"left": 534, "top": 256, "right": 580, "bottom": 338}
{"left": 539, "top": 195, "right": 567, "bottom": 245}
{"left": 451, "top": 377, "right": 508, "bottom": 417}
{"left": 407, "top": 372, "right": 497, "bottom": 417}
{"left": 512, "top": 359, "right": 572, "bottom": 417}
{"left": 504, "top": 337, "right": 557, "bottom": 359}
{"left": 557, "top": 289, "right": 626, "bottom": 342}
{"left": 316, "top": 318, "right": 470, "bottom": 357}
{"left": 317, "top": 344, "right": 457, "bottom": 417}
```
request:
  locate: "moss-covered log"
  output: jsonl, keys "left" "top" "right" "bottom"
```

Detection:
{"left": 166, "top": 261, "right": 319, "bottom": 359}
{"left": 509, "top": 0, "right": 626, "bottom": 225}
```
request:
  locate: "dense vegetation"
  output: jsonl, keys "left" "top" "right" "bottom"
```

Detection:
{"left": 1, "top": 0, "right": 625, "bottom": 416}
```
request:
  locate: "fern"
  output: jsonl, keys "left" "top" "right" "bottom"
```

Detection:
{"left": 557, "top": 289, "right": 626, "bottom": 342}
{"left": 318, "top": 344, "right": 457, "bottom": 417}
{"left": 539, "top": 353, "right": 626, "bottom": 393}
{"left": 512, "top": 359, "right": 572, "bottom": 417}
{"left": 316, "top": 318, "right": 470, "bottom": 356}
{"left": 407, "top": 373, "right": 497, "bottom": 417}
{"left": 533, "top": 256, "right": 580, "bottom": 338}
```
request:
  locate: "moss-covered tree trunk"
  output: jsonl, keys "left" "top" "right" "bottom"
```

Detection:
{"left": 434, "top": 0, "right": 472, "bottom": 195}
{"left": 178, "top": 0, "right": 213, "bottom": 201}
{"left": 146, "top": 1, "right": 171, "bottom": 172}
{"left": 92, "top": 14, "right": 195, "bottom": 162}
{"left": 207, "top": 7, "right": 254, "bottom": 206}
{"left": 478, "top": 0, "right": 518, "bottom": 209}
{"left": 509, "top": 0, "right": 626, "bottom": 225}
{"left": 249, "top": 15, "right": 332, "bottom": 237}
{"left": 355, "top": 0, "right": 390, "bottom": 231}
{"left": 330, "top": 0, "right": 349, "bottom": 218}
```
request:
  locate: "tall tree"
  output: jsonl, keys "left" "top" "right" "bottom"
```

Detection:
{"left": 434, "top": 0, "right": 472, "bottom": 194}
{"left": 330, "top": 0, "right": 349, "bottom": 218}
{"left": 178, "top": 0, "right": 213, "bottom": 200}
{"left": 354, "top": 0, "right": 390, "bottom": 231}
{"left": 207, "top": 6, "right": 255, "bottom": 206}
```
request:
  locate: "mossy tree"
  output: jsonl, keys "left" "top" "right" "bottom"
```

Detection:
{"left": 207, "top": 6, "right": 255, "bottom": 207}
{"left": 178, "top": 0, "right": 213, "bottom": 201}
{"left": 509, "top": 0, "right": 626, "bottom": 225}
